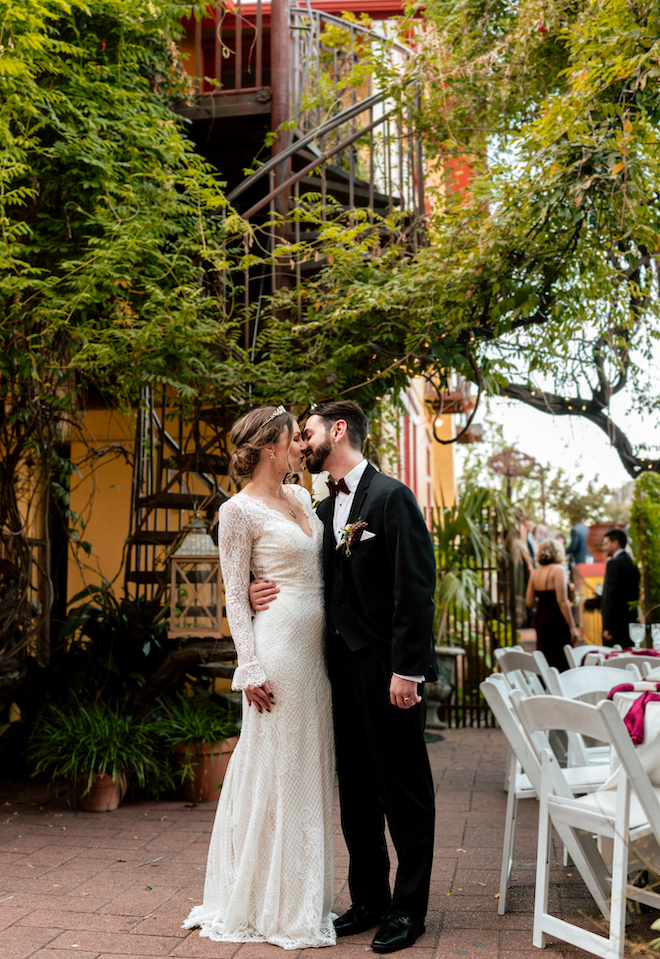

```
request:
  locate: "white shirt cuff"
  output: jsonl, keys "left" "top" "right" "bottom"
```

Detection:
{"left": 393, "top": 672, "right": 425, "bottom": 683}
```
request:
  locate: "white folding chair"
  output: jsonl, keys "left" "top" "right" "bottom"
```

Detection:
{"left": 481, "top": 676, "right": 609, "bottom": 916}
{"left": 563, "top": 644, "right": 621, "bottom": 668}
{"left": 495, "top": 647, "right": 546, "bottom": 695}
{"left": 545, "top": 664, "right": 642, "bottom": 701}
{"left": 544, "top": 664, "right": 642, "bottom": 768}
{"left": 532, "top": 649, "right": 552, "bottom": 687}
{"left": 494, "top": 649, "right": 547, "bottom": 794}
{"left": 600, "top": 654, "right": 657, "bottom": 675}
{"left": 512, "top": 692, "right": 660, "bottom": 959}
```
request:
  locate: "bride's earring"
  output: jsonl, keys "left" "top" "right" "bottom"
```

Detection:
{"left": 269, "top": 451, "right": 276, "bottom": 461}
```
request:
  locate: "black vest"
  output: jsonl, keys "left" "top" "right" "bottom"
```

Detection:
{"left": 326, "top": 541, "right": 370, "bottom": 652}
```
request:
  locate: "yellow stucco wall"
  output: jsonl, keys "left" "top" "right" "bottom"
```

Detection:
{"left": 68, "top": 410, "right": 136, "bottom": 601}
{"left": 429, "top": 411, "right": 456, "bottom": 509}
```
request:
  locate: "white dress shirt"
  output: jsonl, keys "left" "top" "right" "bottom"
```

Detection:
{"left": 332, "top": 459, "right": 369, "bottom": 545}
{"left": 331, "top": 459, "right": 424, "bottom": 684}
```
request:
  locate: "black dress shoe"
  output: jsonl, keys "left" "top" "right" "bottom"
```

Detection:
{"left": 371, "top": 916, "right": 426, "bottom": 953}
{"left": 334, "top": 904, "right": 389, "bottom": 937}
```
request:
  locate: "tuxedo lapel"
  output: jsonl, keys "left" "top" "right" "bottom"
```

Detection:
{"left": 319, "top": 495, "right": 336, "bottom": 570}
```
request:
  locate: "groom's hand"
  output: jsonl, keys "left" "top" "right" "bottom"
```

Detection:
{"left": 390, "top": 675, "right": 421, "bottom": 710}
{"left": 249, "top": 578, "right": 279, "bottom": 611}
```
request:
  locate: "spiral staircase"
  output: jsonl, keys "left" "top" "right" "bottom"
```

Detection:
{"left": 124, "top": 0, "right": 427, "bottom": 603}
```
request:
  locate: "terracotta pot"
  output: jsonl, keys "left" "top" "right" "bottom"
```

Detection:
{"left": 77, "top": 772, "right": 126, "bottom": 812}
{"left": 173, "top": 736, "right": 239, "bottom": 803}
{"left": 587, "top": 522, "right": 626, "bottom": 563}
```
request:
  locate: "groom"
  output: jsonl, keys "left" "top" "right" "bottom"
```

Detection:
{"left": 250, "top": 400, "right": 437, "bottom": 953}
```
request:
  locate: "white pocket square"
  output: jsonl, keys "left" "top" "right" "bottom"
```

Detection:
{"left": 360, "top": 530, "right": 376, "bottom": 540}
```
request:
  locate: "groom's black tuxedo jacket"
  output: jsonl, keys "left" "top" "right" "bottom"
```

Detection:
{"left": 316, "top": 462, "right": 437, "bottom": 680}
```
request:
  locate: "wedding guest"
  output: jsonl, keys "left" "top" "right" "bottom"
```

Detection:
{"left": 509, "top": 509, "right": 529, "bottom": 629}
{"left": 566, "top": 519, "right": 592, "bottom": 567}
{"left": 522, "top": 516, "right": 536, "bottom": 627}
{"left": 583, "top": 528, "right": 640, "bottom": 647}
{"left": 526, "top": 538, "right": 580, "bottom": 671}
{"left": 524, "top": 517, "right": 537, "bottom": 567}
{"left": 534, "top": 523, "right": 549, "bottom": 547}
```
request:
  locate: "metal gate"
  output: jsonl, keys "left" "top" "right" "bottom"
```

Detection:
{"left": 428, "top": 498, "right": 518, "bottom": 728}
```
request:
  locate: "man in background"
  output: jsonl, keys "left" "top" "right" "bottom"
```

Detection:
{"left": 584, "top": 528, "right": 640, "bottom": 646}
{"left": 566, "top": 520, "right": 592, "bottom": 568}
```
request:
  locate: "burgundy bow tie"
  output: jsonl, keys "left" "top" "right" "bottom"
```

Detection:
{"left": 327, "top": 477, "right": 350, "bottom": 498}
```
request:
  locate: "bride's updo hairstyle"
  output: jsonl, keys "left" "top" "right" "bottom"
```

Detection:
{"left": 229, "top": 406, "right": 294, "bottom": 483}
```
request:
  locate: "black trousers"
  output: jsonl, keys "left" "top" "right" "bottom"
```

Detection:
{"left": 328, "top": 636, "right": 436, "bottom": 919}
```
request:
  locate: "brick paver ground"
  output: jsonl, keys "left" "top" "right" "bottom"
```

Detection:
{"left": 1, "top": 727, "right": 658, "bottom": 959}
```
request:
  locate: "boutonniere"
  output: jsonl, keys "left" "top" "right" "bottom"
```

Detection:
{"left": 336, "top": 519, "right": 368, "bottom": 557}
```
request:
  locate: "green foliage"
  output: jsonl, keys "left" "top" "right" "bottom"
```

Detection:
{"left": 630, "top": 473, "right": 660, "bottom": 623}
{"left": 159, "top": 692, "right": 241, "bottom": 748}
{"left": 53, "top": 583, "right": 171, "bottom": 705}
{"left": 0, "top": 0, "right": 241, "bottom": 405}
{"left": 430, "top": 486, "right": 515, "bottom": 642}
{"left": 0, "top": 0, "right": 249, "bottom": 666}
{"left": 27, "top": 697, "right": 169, "bottom": 798}
{"left": 283, "top": 0, "right": 660, "bottom": 474}
{"left": 158, "top": 692, "right": 241, "bottom": 785}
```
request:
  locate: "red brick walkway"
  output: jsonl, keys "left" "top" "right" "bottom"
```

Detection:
{"left": 1, "top": 727, "right": 657, "bottom": 959}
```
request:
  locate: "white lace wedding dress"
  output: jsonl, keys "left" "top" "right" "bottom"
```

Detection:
{"left": 183, "top": 484, "right": 336, "bottom": 949}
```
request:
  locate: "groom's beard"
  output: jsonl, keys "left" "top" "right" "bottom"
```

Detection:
{"left": 305, "top": 437, "right": 333, "bottom": 474}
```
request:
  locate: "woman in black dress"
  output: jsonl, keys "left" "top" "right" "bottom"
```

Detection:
{"left": 526, "top": 538, "right": 580, "bottom": 672}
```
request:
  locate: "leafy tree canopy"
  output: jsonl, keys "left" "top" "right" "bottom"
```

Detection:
{"left": 283, "top": 0, "right": 660, "bottom": 474}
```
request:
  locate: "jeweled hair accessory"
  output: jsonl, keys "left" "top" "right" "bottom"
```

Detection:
{"left": 267, "top": 405, "right": 287, "bottom": 421}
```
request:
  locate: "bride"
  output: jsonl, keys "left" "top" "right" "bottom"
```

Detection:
{"left": 183, "top": 405, "right": 336, "bottom": 949}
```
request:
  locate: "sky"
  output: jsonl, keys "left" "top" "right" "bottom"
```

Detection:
{"left": 455, "top": 393, "right": 653, "bottom": 492}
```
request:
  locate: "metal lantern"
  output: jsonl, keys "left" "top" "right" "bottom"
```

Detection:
{"left": 168, "top": 518, "right": 223, "bottom": 640}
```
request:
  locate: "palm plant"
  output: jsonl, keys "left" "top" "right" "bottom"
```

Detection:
{"left": 430, "top": 487, "right": 515, "bottom": 642}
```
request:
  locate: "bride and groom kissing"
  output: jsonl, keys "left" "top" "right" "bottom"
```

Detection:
{"left": 184, "top": 400, "right": 437, "bottom": 953}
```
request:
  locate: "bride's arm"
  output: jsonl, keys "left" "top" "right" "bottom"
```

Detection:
{"left": 218, "top": 501, "right": 268, "bottom": 693}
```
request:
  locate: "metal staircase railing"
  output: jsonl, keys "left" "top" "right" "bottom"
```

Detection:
{"left": 124, "top": 388, "right": 230, "bottom": 599}
{"left": 125, "top": 4, "right": 427, "bottom": 602}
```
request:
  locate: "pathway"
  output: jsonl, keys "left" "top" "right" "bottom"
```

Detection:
{"left": 1, "top": 728, "right": 657, "bottom": 959}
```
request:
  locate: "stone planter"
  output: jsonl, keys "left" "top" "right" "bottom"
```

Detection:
{"left": 174, "top": 736, "right": 239, "bottom": 803}
{"left": 77, "top": 772, "right": 126, "bottom": 812}
{"left": 425, "top": 647, "right": 466, "bottom": 729}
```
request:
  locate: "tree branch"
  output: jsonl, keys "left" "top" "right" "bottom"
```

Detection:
{"left": 502, "top": 382, "right": 658, "bottom": 479}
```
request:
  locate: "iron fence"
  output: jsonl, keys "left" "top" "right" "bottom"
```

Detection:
{"left": 428, "top": 505, "right": 518, "bottom": 728}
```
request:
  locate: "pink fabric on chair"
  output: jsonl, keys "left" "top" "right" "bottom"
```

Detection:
{"left": 607, "top": 683, "right": 660, "bottom": 744}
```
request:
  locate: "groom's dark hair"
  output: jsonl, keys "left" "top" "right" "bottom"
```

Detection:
{"left": 312, "top": 400, "right": 368, "bottom": 452}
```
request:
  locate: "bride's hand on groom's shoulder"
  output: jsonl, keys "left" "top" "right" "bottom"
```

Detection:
{"left": 249, "top": 578, "right": 279, "bottom": 611}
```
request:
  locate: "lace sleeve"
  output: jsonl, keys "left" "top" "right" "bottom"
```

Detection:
{"left": 218, "top": 499, "right": 267, "bottom": 691}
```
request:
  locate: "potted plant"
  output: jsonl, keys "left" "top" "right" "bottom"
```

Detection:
{"left": 28, "top": 698, "right": 165, "bottom": 812}
{"left": 161, "top": 693, "right": 241, "bottom": 803}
